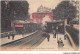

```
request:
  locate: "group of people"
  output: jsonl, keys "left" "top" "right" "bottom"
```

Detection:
{"left": 57, "top": 38, "right": 64, "bottom": 47}
{"left": 7, "top": 31, "right": 15, "bottom": 40}
{"left": 42, "top": 25, "right": 66, "bottom": 48}
{"left": 42, "top": 30, "right": 64, "bottom": 48}
{"left": 53, "top": 30, "right": 65, "bottom": 48}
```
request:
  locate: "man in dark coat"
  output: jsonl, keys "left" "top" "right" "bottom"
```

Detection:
{"left": 7, "top": 32, "right": 10, "bottom": 39}
{"left": 12, "top": 32, "right": 15, "bottom": 40}
{"left": 46, "top": 33, "right": 50, "bottom": 42}
{"left": 10, "top": 31, "right": 15, "bottom": 40}
{"left": 64, "top": 33, "right": 67, "bottom": 40}
{"left": 54, "top": 30, "right": 56, "bottom": 38}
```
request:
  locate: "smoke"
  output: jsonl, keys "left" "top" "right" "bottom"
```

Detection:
{"left": 42, "top": 15, "right": 51, "bottom": 26}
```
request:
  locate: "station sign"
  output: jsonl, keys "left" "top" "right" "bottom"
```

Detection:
{"left": 14, "top": 25, "right": 23, "bottom": 27}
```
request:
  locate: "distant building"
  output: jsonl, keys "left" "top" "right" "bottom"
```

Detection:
{"left": 32, "top": 5, "right": 53, "bottom": 23}
{"left": 37, "top": 5, "right": 52, "bottom": 12}
{"left": 25, "top": 19, "right": 33, "bottom": 23}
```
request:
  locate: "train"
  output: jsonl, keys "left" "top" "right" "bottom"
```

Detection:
{"left": 13, "top": 20, "right": 42, "bottom": 34}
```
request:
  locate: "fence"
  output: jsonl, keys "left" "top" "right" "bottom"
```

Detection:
{"left": 66, "top": 25, "right": 79, "bottom": 46}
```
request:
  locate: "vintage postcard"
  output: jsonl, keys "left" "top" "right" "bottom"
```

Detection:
{"left": 0, "top": 0, "right": 79, "bottom": 51}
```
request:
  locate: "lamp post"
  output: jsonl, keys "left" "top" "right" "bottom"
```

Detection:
{"left": 56, "top": 26, "right": 58, "bottom": 41}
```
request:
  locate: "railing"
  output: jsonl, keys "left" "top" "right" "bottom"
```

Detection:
{"left": 0, "top": 31, "right": 16, "bottom": 38}
{"left": 66, "top": 25, "right": 79, "bottom": 48}
{"left": 0, "top": 32, "right": 10, "bottom": 38}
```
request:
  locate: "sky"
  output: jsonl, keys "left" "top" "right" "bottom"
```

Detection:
{"left": 27, "top": 0, "right": 62, "bottom": 14}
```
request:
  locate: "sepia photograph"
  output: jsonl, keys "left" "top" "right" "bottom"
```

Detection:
{"left": 0, "top": 0, "right": 79, "bottom": 51}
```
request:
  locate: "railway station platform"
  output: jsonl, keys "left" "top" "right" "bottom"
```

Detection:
{"left": 33, "top": 33, "right": 74, "bottom": 51}
{"left": 0, "top": 31, "right": 38, "bottom": 46}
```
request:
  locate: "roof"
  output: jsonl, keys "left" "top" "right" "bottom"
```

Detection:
{"left": 46, "top": 20, "right": 64, "bottom": 24}
{"left": 33, "top": 12, "right": 52, "bottom": 13}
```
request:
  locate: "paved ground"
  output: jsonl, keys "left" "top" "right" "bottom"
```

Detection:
{"left": 1, "top": 31, "right": 74, "bottom": 51}
{"left": 33, "top": 33, "right": 74, "bottom": 51}
{"left": 0, "top": 31, "right": 38, "bottom": 45}
{"left": 1, "top": 31, "right": 46, "bottom": 51}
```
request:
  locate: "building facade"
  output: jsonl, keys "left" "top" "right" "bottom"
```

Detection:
{"left": 32, "top": 5, "right": 53, "bottom": 23}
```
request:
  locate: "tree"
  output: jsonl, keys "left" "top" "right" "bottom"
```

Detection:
{"left": 1, "top": 1, "right": 11, "bottom": 30}
{"left": 1, "top": 1, "right": 29, "bottom": 31}
{"left": 53, "top": 1, "right": 77, "bottom": 23}
{"left": 9, "top": 1, "right": 29, "bottom": 20}
{"left": 52, "top": 1, "right": 77, "bottom": 33}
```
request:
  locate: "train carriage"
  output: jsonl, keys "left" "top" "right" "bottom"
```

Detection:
{"left": 14, "top": 21, "right": 41, "bottom": 34}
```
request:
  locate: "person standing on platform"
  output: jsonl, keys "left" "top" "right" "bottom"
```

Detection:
{"left": 46, "top": 33, "right": 50, "bottom": 42}
{"left": 64, "top": 33, "right": 67, "bottom": 40}
{"left": 52, "top": 30, "right": 55, "bottom": 38}
{"left": 7, "top": 32, "right": 10, "bottom": 39}
{"left": 12, "top": 32, "right": 15, "bottom": 40}
{"left": 57, "top": 38, "right": 64, "bottom": 47}
{"left": 54, "top": 30, "right": 56, "bottom": 38}
{"left": 11, "top": 31, "right": 15, "bottom": 40}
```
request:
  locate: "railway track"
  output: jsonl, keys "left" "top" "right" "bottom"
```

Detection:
{"left": 1, "top": 31, "right": 46, "bottom": 49}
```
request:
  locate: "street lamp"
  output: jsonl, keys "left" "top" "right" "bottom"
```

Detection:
{"left": 56, "top": 26, "right": 58, "bottom": 41}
